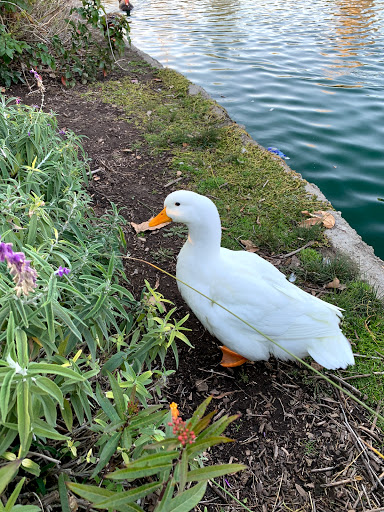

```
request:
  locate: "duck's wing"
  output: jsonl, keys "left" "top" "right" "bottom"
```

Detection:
{"left": 210, "top": 248, "right": 343, "bottom": 341}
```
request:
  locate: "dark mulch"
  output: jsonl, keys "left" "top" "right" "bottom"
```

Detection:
{"left": 8, "top": 46, "right": 384, "bottom": 511}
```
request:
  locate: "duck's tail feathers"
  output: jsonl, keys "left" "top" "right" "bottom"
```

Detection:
{"left": 307, "top": 334, "right": 355, "bottom": 369}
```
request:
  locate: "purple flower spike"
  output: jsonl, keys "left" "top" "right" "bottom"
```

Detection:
{"left": 0, "top": 238, "right": 38, "bottom": 296}
{"left": 0, "top": 241, "right": 13, "bottom": 262}
{"left": 55, "top": 266, "right": 71, "bottom": 277}
{"left": 28, "top": 132, "right": 31, "bottom": 137}
{"left": 58, "top": 129, "right": 66, "bottom": 135}
{"left": 15, "top": 97, "right": 21, "bottom": 105}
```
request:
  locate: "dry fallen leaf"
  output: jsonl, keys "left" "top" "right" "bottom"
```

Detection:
{"left": 130, "top": 220, "right": 170, "bottom": 234}
{"left": 325, "top": 277, "right": 340, "bottom": 289}
{"left": 300, "top": 210, "right": 335, "bottom": 229}
{"left": 240, "top": 239, "right": 259, "bottom": 253}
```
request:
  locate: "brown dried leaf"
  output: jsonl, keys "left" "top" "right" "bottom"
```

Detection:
{"left": 195, "top": 379, "right": 209, "bottom": 392}
{"left": 240, "top": 239, "right": 259, "bottom": 253}
{"left": 299, "top": 217, "right": 323, "bottom": 228}
{"left": 320, "top": 212, "right": 336, "bottom": 228}
{"left": 300, "top": 210, "right": 335, "bottom": 229}
{"left": 295, "top": 483, "right": 307, "bottom": 498}
{"left": 130, "top": 220, "right": 170, "bottom": 234}
{"left": 325, "top": 277, "right": 340, "bottom": 289}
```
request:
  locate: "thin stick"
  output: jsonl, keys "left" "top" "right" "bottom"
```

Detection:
{"left": 281, "top": 241, "right": 314, "bottom": 258}
{"left": 320, "top": 477, "right": 362, "bottom": 488}
{"left": 271, "top": 473, "right": 283, "bottom": 512}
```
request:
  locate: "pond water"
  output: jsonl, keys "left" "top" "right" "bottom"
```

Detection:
{"left": 104, "top": 0, "right": 384, "bottom": 259}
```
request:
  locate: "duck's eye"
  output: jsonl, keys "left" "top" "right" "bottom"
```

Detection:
{"left": 175, "top": 202, "right": 180, "bottom": 206}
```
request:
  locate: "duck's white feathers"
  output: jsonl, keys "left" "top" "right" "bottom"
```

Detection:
{"left": 163, "top": 190, "right": 354, "bottom": 369}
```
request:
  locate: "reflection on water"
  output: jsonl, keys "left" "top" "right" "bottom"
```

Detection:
{"left": 322, "top": 0, "right": 377, "bottom": 80}
{"left": 102, "top": 0, "right": 384, "bottom": 258}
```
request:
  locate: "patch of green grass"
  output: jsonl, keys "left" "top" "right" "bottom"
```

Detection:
{"left": 297, "top": 248, "right": 359, "bottom": 285}
{"left": 151, "top": 247, "right": 175, "bottom": 262}
{"left": 327, "top": 282, "right": 384, "bottom": 404}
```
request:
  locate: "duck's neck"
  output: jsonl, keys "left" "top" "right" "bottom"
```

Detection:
{"left": 184, "top": 215, "right": 222, "bottom": 259}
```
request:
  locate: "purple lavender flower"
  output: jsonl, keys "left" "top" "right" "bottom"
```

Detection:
{"left": 0, "top": 238, "right": 38, "bottom": 296}
{"left": 28, "top": 132, "right": 31, "bottom": 137}
{"left": 58, "top": 129, "right": 66, "bottom": 135}
{"left": 55, "top": 266, "right": 71, "bottom": 277}
{"left": 15, "top": 97, "right": 21, "bottom": 105}
{"left": 29, "top": 69, "right": 41, "bottom": 81}
{"left": 0, "top": 241, "right": 13, "bottom": 262}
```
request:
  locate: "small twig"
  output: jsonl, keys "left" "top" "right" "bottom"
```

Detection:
{"left": 330, "top": 374, "right": 363, "bottom": 397}
{"left": 342, "top": 372, "right": 384, "bottom": 380}
{"left": 164, "top": 176, "right": 183, "bottom": 188}
{"left": 28, "top": 451, "right": 61, "bottom": 465}
{"left": 271, "top": 473, "right": 283, "bottom": 512}
{"left": 320, "top": 477, "right": 362, "bottom": 488}
{"left": 370, "top": 402, "right": 382, "bottom": 433}
{"left": 310, "top": 466, "right": 337, "bottom": 473}
{"left": 281, "top": 241, "right": 314, "bottom": 259}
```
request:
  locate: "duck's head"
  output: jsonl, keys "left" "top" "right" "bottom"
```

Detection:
{"left": 149, "top": 190, "right": 218, "bottom": 228}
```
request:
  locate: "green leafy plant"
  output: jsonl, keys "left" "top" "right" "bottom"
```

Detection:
{"left": 68, "top": 397, "right": 245, "bottom": 512}
{"left": 0, "top": 0, "right": 130, "bottom": 88}
{"left": 0, "top": 97, "right": 226, "bottom": 509}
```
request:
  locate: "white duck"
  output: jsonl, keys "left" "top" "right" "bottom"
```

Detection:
{"left": 149, "top": 190, "right": 355, "bottom": 369}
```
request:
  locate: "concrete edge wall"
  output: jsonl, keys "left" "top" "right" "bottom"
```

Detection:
{"left": 130, "top": 44, "right": 384, "bottom": 298}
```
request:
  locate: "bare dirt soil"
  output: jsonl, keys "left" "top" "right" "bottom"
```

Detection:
{"left": 9, "top": 46, "right": 384, "bottom": 512}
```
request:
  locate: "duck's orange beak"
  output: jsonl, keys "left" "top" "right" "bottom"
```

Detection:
{"left": 149, "top": 207, "right": 172, "bottom": 227}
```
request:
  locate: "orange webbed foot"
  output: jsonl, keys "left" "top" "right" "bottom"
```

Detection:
{"left": 220, "top": 346, "right": 249, "bottom": 367}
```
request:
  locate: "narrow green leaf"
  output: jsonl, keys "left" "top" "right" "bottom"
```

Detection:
{"left": 186, "top": 436, "right": 234, "bottom": 459}
{"left": 166, "top": 481, "right": 207, "bottom": 512}
{"left": 35, "top": 376, "right": 64, "bottom": 407}
{"left": 61, "top": 399, "right": 73, "bottom": 432}
{"left": 84, "top": 291, "right": 108, "bottom": 320}
{"left": 58, "top": 474, "right": 71, "bottom": 512}
{"left": 0, "top": 427, "right": 18, "bottom": 455}
{"left": 107, "top": 452, "right": 179, "bottom": 481}
{"left": 32, "top": 419, "right": 69, "bottom": 441}
{"left": 0, "top": 370, "right": 16, "bottom": 422}
{"left": 192, "top": 410, "right": 216, "bottom": 435}
{"left": 66, "top": 482, "right": 115, "bottom": 502}
{"left": 44, "top": 303, "right": 55, "bottom": 343}
{"left": 15, "top": 329, "right": 29, "bottom": 368}
{"left": 27, "top": 214, "right": 38, "bottom": 246}
{"left": 91, "top": 431, "right": 121, "bottom": 478}
{"left": 0, "top": 459, "right": 22, "bottom": 495}
{"left": 198, "top": 414, "right": 239, "bottom": 440}
{"left": 94, "top": 482, "right": 161, "bottom": 508}
{"left": 95, "top": 383, "right": 121, "bottom": 423}
{"left": 46, "top": 274, "right": 57, "bottom": 303}
{"left": 187, "top": 397, "right": 212, "bottom": 431}
{"left": 177, "top": 448, "right": 188, "bottom": 495}
{"left": 6, "top": 311, "right": 15, "bottom": 359}
{"left": 107, "top": 371, "right": 126, "bottom": 420}
{"left": 186, "top": 463, "right": 246, "bottom": 482}
{"left": 28, "top": 363, "right": 84, "bottom": 381}
{"left": 14, "top": 300, "right": 28, "bottom": 328}
{"left": 17, "top": 380, "right": 31, "bottom": 455}
{"left": 52, "top": 303, "right": 82, "bottom": 341}
{"left": 153, "top": 479, "right": 175, "bottom": 512}
{"left": 4, "top": 476, "right": 25, "bottom": 511}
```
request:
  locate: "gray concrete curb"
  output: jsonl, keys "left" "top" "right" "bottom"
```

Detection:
{"left": 130, "top": 44, "right": 384, "bottom": 297}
